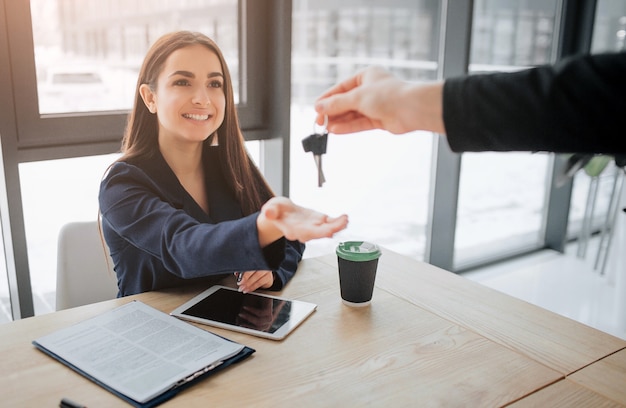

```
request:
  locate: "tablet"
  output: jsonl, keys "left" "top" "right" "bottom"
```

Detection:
{"left": 170, "top": 286, "right": 317, "bottom": 340}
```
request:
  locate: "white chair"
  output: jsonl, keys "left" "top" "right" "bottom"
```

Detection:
{"left": 56, "top": 220, "right": 119, "bottom": 310}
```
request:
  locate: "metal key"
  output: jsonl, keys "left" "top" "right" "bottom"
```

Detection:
{"left": 302, "top": 132, "right": 328, "bottom": 187}
{"left": 302, "top": 115, "right": 329, "bottom": 187}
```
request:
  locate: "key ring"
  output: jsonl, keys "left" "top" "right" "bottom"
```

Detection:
{"left": 313, "top": 114, "right": 328, "bottom": 135}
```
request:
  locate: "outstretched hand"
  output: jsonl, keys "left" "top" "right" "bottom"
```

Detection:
{"left": 260, "top": 197, "right": 348, "bottom": 243}
{"left": 314, "top": 66, "right": 408, "bottom": 134}
{"left": 314, "top": 66, "right": 445, "bottom": 135}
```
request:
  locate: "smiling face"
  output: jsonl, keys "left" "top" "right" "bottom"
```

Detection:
{"left": 139, "top": 44, "right": 226, "bottom": 149}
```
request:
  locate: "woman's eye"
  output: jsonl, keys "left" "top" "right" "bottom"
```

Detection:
{"left": 173, "top": 79, "right": 190, "bottom": 86}
{"left": 209, "top": 80, "right": 223, "bottom": 89}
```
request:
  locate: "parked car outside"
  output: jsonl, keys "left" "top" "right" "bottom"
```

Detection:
{"left": 37, "top": 66, "right": 116, "bottom": 113}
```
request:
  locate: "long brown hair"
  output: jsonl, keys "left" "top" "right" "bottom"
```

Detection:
{"left": 118, "top": 31, "right": 273, "bottom": 214}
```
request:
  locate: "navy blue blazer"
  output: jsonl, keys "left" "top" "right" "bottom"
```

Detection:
{"left": 99, "top": 146, "right": 305, "bottom": 296}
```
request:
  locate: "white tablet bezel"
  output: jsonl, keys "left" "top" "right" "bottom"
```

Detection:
{"left": 170, "top": 285, "right": 317, "bottom": 340}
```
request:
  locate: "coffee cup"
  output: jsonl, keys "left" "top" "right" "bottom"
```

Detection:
{"left": 336, "top": 241, "right": 381, "bottom": 307}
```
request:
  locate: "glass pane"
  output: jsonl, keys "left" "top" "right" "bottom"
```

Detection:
{"left": 290, "top": 1, "right": 440, "bottom": 260}
{"left": 246, "top": 140, "right": 261, "bottom": 167}
{"left": 470, "top": 0, "right": 556, "bottom": 70}
{"left": 30, "top": 0, "right": 239, "bottom": 115}
{"left": 455, "top": 0, "right": 559, "bottom": 266}
{"left": 0, "top": 217, "right": 9, "bottom": 322}
{"left": 591, "top": 0, "right": 626, "bottom": 52}
{"left": 568, "top": 166, "right": 618, "bottom": 244}
{"left": 20, "top": 154, "right": 119, "bottom": 315}
{"left": 456, "top": 152, "right": 549, "bottom": 263}
{"left": 20, "top": 139, "right": 259, "bottom": 316}
{"left": 567, "top": 0, "right": 626, "bottom": 244}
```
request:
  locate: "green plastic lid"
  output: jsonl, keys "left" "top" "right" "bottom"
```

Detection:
{"left": 336, "top": 241, "right": 381, "bottom": 262}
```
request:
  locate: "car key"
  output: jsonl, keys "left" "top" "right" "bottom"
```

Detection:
{"left": 302, "top": 116, "right": 328, "bottom": 187}
{"left": 302, "top": 132, "right": 327, "bottom": 187}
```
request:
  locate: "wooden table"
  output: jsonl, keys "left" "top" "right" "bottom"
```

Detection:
{"left": 1, "top": 248, "right": 625, "bottom": 407}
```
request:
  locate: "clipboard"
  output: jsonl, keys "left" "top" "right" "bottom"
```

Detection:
{"left": 32, "top": 301, "right": 255, "bottom": 408}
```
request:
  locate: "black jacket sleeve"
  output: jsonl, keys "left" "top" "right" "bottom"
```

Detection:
{"left": 443, "top": 52, "right": 626, "bottom": 154}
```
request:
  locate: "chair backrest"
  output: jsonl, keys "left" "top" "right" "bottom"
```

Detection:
{"left": 56, "top": 220, "right": 118, "bottom": 310}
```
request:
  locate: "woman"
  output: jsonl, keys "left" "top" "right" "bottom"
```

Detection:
{"left": 99, "top": 31, "right": 347, "bottom": 296}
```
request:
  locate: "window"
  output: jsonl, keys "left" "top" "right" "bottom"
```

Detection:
{"left": 0, "top": 230, "right": 8, "bottom": 323}
{"left": 454, "top": 0, "right": 559, "bottom": 268}
{"left": 290, "top": 1, "right": 441, "bottom": 259}
{"left": 1, "top": 0, "right": 282, "bottom": 319}
{"left": 6, "top": 0, "right": 267, "bottom": 159}
{"left": 591, "top": 0, "right": 626, "bottom": 53}
{"left": 565, "top": 0, "right": 626, "bottom": 260}
{"left": 20, "top": 140, "right": 260, "bottom": 315}
{"left": 31, "top": 0, "right": 240, "bottom": 115}
{"left": 16, "top": 0, "right": 241, "bottom": 316}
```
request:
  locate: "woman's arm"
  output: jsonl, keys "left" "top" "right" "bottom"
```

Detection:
{"left": 257, "top": 196, "right": 348, "bottom": 245}
{"left": 100, "top": 163, "right": 346, "bottom": 280}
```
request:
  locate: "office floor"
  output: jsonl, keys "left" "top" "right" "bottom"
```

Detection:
{"left": 2, "top": 239, "right": 625, "bottom": 341}
{"left": 463, "top": 237, "right": 626, "bottom": 340}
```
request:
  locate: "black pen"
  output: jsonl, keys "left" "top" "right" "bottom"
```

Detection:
{"left": 236, "top": 272, "right": 244, "bottom": 283}
{"left": 60, "top": 397, "right": 87, "bottom": 408}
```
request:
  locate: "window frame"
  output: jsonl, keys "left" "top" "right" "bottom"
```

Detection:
{"left": 1, "top": 0, "right": 602, "bottom": 319}
{"left": 428, "top": 0, "right": 597, "bottom": 272}
{"left": 6, "top": 0, "right": 271, "bottom": 163}
{"left": 0, "top": 0, "right": 290, "bottom": 319}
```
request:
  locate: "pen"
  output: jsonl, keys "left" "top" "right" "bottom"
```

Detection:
{"left": 59, "top": 397, "right": 87, "bottom": 408}
{"left": 236, "top": 272, "right": 244, "bottom": 283}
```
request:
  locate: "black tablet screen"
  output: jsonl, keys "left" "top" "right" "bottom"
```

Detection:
{"left": 181, "top": 288, "right": 292, "bottom": 334}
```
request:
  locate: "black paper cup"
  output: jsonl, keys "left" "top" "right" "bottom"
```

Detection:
{"left": 336, "top": 241, "right": 382, "bottom": 307}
